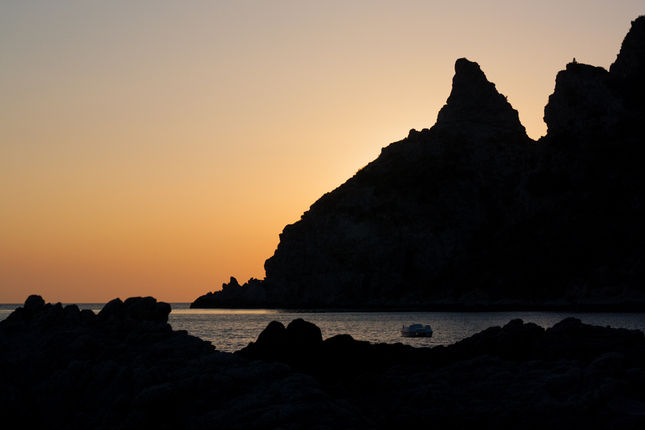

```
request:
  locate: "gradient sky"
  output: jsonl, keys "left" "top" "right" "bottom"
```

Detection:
{"left": 1, "top": 1, "right": 642, "bottom": 304}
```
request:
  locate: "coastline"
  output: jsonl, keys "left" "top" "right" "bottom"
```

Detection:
{"left": 2, "top": 295, "right": 645, "bottom": 429}
{"left": 190, "top": 301, "right": 645, "bottom": 313}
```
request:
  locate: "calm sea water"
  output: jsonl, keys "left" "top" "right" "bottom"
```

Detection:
{"left": 1, "top": 303, "right": 644, "bottom": 353}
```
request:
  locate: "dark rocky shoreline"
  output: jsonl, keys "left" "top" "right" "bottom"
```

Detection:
{"left": 192, "top": 287, "right": 645, "bottom": 313}
{"left": 3, "top": 295, "right": 645, "bottom": 429}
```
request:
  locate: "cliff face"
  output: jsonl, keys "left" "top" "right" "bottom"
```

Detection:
{"left": 262, "top": 58, "right": 533, "bottom": 307}
{"left": 194, "top": 16, "right": 645, "bottom": 309}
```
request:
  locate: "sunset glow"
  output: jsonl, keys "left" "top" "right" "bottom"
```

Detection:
{"left": 2, "top": 1, "right": 643, "bottom": 303}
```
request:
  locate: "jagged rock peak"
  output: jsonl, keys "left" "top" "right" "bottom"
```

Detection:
{"left": 435, "top": 58, "right": 527, "bottom": 137}
{"left": 542, "top": 62, "right": 623, "bottom": 137}
{"left": 544, "top": 17, "right": 645, "bottom": 138}
{"left": 610, "top": 15, "right": 645, "bottom": 78}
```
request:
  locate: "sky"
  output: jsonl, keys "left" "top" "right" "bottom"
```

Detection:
{"left": 1, "top": 1, "right": 643, "bottom": 304}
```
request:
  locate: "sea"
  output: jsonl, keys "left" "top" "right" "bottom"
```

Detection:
{"left": 1, "top": 302, "right": 644, "bottom": 353}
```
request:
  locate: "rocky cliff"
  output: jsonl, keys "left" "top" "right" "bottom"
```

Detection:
{"left": 193, "top": 16, "right": 645, "bottom": 309}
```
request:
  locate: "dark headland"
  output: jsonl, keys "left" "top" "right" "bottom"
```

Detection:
{"left": 4, "top": 16, "right": 645, "bottom": 430}
{"left": 193, "top": 16, "right": 645, "bottom": 311}
{"left": 2, "top": 295, "right": 645, "bottom": 429}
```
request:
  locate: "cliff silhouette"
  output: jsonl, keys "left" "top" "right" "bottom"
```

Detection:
{"left": 193, "top": 17, "right": 645, "bottom": 310}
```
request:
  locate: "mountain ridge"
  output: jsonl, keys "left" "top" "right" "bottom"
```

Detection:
{"left": 193, "top": 16, "right": 645, "bottom": 310}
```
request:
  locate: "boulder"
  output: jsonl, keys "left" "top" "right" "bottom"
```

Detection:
{"left": 0, "top": 297, "right": 366, "bottom": 429}
{"left": 240, "top": 318, "right": 645, "bottom": 429}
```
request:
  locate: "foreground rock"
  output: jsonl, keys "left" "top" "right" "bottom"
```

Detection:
{"left": 193, "top": 16, "right": 645, "bottom": 310}
{"left": 240, "top": 318, "right": 645, "bottom": 429}
{"left": 3, "top": 296, "right": 645, "bottom": 429}
{"left": 0, "top": 296, "right": 367, "bottom": 430}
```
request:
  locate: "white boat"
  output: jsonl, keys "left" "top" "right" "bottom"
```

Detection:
{"left": 401, "top": 324, "right": 433, "bottom": 337}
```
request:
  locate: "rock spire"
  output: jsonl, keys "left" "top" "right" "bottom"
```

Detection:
{"left": 435, "top": 58, "right": 527, "bottom": 137}
{"left": 610, "top": 15, "right": 645, "bottom": 78}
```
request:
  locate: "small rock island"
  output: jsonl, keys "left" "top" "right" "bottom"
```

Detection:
{"left": 193, "top": 17, "right": 645, "bottom": 311}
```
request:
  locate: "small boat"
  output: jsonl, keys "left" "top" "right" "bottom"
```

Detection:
{"left": 401, "top": 324, "right": 433, "bottom": 337}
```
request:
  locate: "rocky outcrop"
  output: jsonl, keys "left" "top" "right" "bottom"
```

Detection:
{"left": 0, "top": 296, "right": 366, "bottom": 429}
{"left": 190, "top": 277, "right": 266, "bottom": 309}
{"left": 240, "top": 318, "right": 645, "bottom": 429}
{"left": 610, "top": 15, "right": 645, "bottom": 78}
{"left": 543, "top": 62, "right": 624, "bottom": 137}
{"left": 256, "top": 57, "right": 533, "bottom": 308}
{"left": 435, "top": 58, "right": 527, "bottom": 137}
{"left": 193, "top": 16, "right": 645, "bottom": 310}
{"left": 545, "top": 16, "right": 645, "bottom": 139}
{"left": 3, "top": 296, "right": 645, "bottom": 429}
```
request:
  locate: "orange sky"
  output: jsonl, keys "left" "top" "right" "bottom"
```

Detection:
{"left": 1, "top": 1, "right": 643, "bottom": 303}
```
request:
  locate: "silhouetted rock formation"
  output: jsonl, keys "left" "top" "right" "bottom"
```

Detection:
{"left": 257, "top": 56, "right": 535, "bottom": 308}
{"left": 4, "top": 296, "right": 645, "bottom": 429}
{"left": 190, "top": 277, "right": 266, "bottom": 309}
{"left": 611, "top": 17, "right": 645, "bottom": 78}
{"left": 0, "top": 296, "right": 366, "bottom": 429}
{"left": 193, "top": 16, "right": 645, "bottom": 310}
{"left": 543, "top": 62, "right": 624, "bottom": 137}
{"left": 239, "top": 318, "right": 645, "bottom": 429}
{"left": 435, "top": 58, "right": 528, "bottom": 137}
